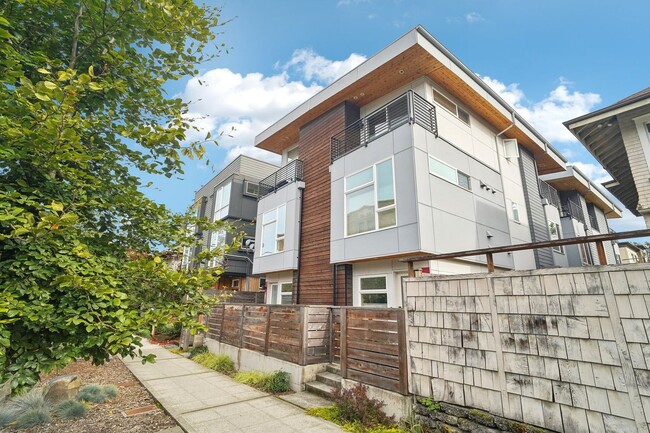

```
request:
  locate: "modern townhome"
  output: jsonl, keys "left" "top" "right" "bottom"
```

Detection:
{"left": 250, "top": 25, "right": 601, "bottom": 308}
{"left": 190, "top": 155, "right": 278, "bottom": 291}
{"left": 539, "top": 165, "right": 622, "bottom": 267}
{"left": 565, "top": 87, "right": 650, "bottom": 227}
{"left": 618, "top": 241, "right": 646, "bottom": 264}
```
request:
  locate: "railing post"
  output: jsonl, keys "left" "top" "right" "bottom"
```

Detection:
{"left": 397, "top": 309, "right": 409, "bottom": 395}
{"left": 300, "top": 306, "right": 309, "bottom": 366}
{"left": 596, "top": 240, "right": 608, "bottom": 265}
{"left": 340, "top": 308, "right": 348, "bottom": 379}
{"left": 408, "top": 90, "right": 414, "bottom": 124}
{"left": 486, "top": 253, "right": 495, "bottom": 273}
{"left": 328, "top": 307, "right": 334, "bottom": 364}
{"left": 407, "top": 261, "right": 415, "bottom": 277}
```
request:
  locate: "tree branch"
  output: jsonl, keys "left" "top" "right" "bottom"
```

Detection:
{"left": 69, "top": 4, "right": 84, "bottom": 70}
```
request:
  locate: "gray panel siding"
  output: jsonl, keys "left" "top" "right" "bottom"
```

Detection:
{"left": 518, "top": 147, "right": 553, "bottom": 268}
{"left": 238, "top": 155, "right": 279, "bottom": 181}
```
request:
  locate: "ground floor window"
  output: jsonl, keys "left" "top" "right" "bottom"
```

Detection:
{"left": 268, "top": 282, "right": 293, "bottom": 305}
{"left": 358, "top": 275, "right": 388, "bottom": 307}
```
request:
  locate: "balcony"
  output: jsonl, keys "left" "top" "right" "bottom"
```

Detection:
{"left": 561, "top": 200, "right": 585, "bottom": 224}
{"left": 330, "top": 90, "right": 438, "bottom": 163}
{"left": 258, "top": 159, "right": 304, "bottom": 200}
{"left": 539, "top": 180, "right": 561, "bottom": 208}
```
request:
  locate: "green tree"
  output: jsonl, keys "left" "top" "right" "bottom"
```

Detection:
{"left": 0, "top": 0, "right": 229, "bottom": 391}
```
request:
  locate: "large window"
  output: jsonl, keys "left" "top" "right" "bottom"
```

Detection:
{"left": 548, "top": 222, "right": 563, "bottom": 253}
{"left": 213, "top": 182, "right": 231, "bottom": 221}
{"left": 345, "top": 159, "right": 396, "bottom": 237}
{"left": 244, "top": 181, "right": 259, "bottom": 197}
{"left": 359, "top": 276, "right": 388, "bottom": 307}
{"left": 261, "top": 205, "right": 286, "bottom": 255}
{"left": 428, "top": 156, "right": 471, "bottom": 190}
{"left": 433, "top": 89, "right": 470, "bottom": 125}
{"left": 269, "top": 282, "right": 293, "bottom": 305}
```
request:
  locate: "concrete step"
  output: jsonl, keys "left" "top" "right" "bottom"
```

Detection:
{"left": 316, "top": 371, "right": 342, "bottom": 388}
{"left": 326, "top": 363, "right": 341, "bottom": 375}
{"left": 305, "top": 381, "right": 336, "bottom": 399}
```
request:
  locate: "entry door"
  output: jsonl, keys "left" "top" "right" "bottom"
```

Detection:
{"left": 395, "top": 272, "right": 407, "bottom": 308}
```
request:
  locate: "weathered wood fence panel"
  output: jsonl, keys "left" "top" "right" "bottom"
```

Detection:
{"left": 242, "top": 305, "right": 268, "bottom": 352}
{"left": 206, "top": 306, "right": 224, "bottom": 340}
{"left": 268, "top": 306, "right": 302, "bottom": 363}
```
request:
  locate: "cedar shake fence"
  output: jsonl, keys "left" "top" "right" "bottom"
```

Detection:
{"left": 206, "top": 304, "right": 409, "bottom": 394}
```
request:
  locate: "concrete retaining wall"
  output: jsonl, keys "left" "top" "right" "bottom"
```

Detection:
{"left": 405, "top": 264, "right": 650, "bottom": 433}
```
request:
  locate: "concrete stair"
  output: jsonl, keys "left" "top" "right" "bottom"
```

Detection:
{"left": 305, "top": 364, "right": 342, "bottom": 399}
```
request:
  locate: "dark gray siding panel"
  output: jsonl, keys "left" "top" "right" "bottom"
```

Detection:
{"left": 518, "top": 147, "right": 553, "bottom": 268}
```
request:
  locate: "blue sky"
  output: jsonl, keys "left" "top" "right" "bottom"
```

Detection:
{"left": 143, "top": 0, "right": 649, "bottom": 232}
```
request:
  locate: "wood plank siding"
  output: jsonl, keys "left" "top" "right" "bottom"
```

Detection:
{"left": 297, "top": 102, "right": 359, "bottom": 305}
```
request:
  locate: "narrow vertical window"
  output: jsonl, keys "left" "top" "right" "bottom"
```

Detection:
{"left": 213, "top": 182, "right": 231, "bottom": 220}
{"left": 261, "top": 205, "right": 286, "bottom": 255}
{"left": 512, "top": 203, "right": 520, "bottom": 223}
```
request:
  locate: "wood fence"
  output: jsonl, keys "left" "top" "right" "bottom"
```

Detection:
{"left": 206, "top": 304, "right": 408, "bottom": 395}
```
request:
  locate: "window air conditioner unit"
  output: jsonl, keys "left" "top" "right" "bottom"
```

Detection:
{"left": 503, "top": 138, "right": 519, "bottom": 159}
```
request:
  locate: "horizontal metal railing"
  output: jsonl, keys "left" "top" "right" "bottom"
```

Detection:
{"left": 539, "top": 180, "right": 561, "bottom": 209}
{"left": 330, "top": 90, "right": 437, "bottom": 163}
{"left": 258, "top": 159, "right": 304, "bottom": 199}
{"left": 561, "top": 200, "right": 585, "bottom": 224}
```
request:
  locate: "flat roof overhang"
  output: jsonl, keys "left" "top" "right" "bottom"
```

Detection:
{"left": 540, "top": 166, "right": 623, "bottom": 219}
{"left": 255, "top": 27, "right": 566, "bottom": 175}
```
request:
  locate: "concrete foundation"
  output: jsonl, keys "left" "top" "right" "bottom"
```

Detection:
{"left": 340, "top": 378, "right": 412, "bottom": 420}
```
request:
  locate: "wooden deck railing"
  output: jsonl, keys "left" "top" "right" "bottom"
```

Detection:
{"left": 206, "top": 304, "right": 409, "bottom": 394}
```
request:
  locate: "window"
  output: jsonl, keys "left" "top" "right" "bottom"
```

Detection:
{"left": 433, "top": 89, "right": 470, "bottom": 125}
{"left": 359, "top": 276, "right": 388, "bottom": 307}
{"left": 259, "top": 277, "right": 266, "bottom": 290}
{"left": 428, "top": 156, "right": 471, "bottom": 190}
{"left": 213, "top": 182, "right": 231, "bottom": 221}
{"left": 503, "top": 139, "right": 519, "bottom": 159}
{"left": 345, "top": 159, "right": 396, "bottom": 236}
{"left": 244, "top": 181, "right": 259, "bottom": 197}
{"left": 579, "top": 243, "right": 592, "bottom": 265}
{"left": 512, "top": 202, "right": 520, "bottom": 223}
{"left": 287, "top": 147, "right": 299, "bottom": 163}
{"left": 268, "top": 282, "right": 293, "bottom": 305}
{"left": 209, "top": 228, "right": 227, "bottom": 250}
{"left": 548, "top": 222, "right": 563, "bottom": 253}
{"left": 231, "top": 279, "right": 240, "bottom": 289}
{"left": 261, "top": 205, "right": 286, "bottom": 255}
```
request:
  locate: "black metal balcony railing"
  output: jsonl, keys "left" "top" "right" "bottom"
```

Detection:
{"left": 539, "top": 180, "right": 561, "bottom": 208}
{"left": 330, "top": 91, "right": 438, "bottom": 163}
{"left": 258, "top": 159, "right": 304, "bottom": 200}
{"left": 561, "top": 200, "right": 585, "bottom": 224}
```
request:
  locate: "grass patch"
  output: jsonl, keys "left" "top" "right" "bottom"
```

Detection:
{"left": 233, "top": 370, "right": 291, "bottom": 393}
{"left": 192, "top": 352, "right": 236, "bottom": 375}
{"left": 307, "top": 405, "right": 404, "bottom": 433}
{"left": 0, "top": 388, "right": 52, "bottom": 428}
{"left": 189, "top": 345, "right": 208, "bottom": 359}
{"left": 54, "top": 400, "right": 86, "bottom": 419}
{"left": 14, "top": 407, "right": 51, "bottom": 428}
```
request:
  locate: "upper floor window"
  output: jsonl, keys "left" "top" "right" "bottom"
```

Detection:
{"left": 287, "top": 147, "right": 299, "bottom": 164}
{"left": 345, "top": 159, "right": 396, "bottom": 237}
{"left": 428, "top": 156, "right": 471, "bottom": 190}
{"left": 433, "top": 89, "right": 470, "bottom": 125}
{"left": 244, "top": 181, "right": 259, "bottom": 197}
{"left": 261, "top": 205, "right": 285, "bottom": 255}
{"left": 213, "top": 182, "right": 231, "bottom": 221}
{"left": 548, "top": 222, "right": 563, "bottom": 253}
{"left": 511, "top": 202, "right": 521, "bottom": 223}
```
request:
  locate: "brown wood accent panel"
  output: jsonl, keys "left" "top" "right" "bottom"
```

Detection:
{"left": 297, "top": 102, "right": 360, "bottom": 305}
{"left": 335, "top": 264, "right": 353, "bottom": 306}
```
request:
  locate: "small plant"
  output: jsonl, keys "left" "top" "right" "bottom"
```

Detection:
{"left": 417, "top": 397, "right": 440, "bottom": 412}
{"left": 77, "top": 384, "right": 118, "bottom": 403}
{"left": 331, "top": 383, "right": 394, "bottom": 428}
{"left": 55, "top": 399, "right": 86, "bottom": 419}
{"left": 192, "top": 352, "right": 236, "bottom": 375}
{"left": 234, "top": 371, "right": 269, "bottom": 386}
{"left": 189, "top": 345, "right": 208, "bottom": 359}
{"left": 307, "top": 405, "right": 403, "bottom": 433}
{"left": 306, "top": 406, "right": 341, "bottom": 423}
{"left": 264, "top": 371, "right": 290, "bottom": 393}
{"left": 0, "top": 408, "right": 14, "bottom": 428}
{"left": 14, "top": 407, "right": 51, "bottom": 428}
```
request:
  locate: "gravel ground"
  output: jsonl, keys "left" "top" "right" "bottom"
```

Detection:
{"left": 16, "top": 356, "right": 179, "bottom": 433}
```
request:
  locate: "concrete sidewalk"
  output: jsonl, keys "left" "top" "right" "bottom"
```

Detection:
{"left": 122, "top": 341, "right": 343, "bottom": 433}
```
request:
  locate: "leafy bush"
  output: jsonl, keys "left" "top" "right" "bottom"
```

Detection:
{"left": 189, "top": 345, "right": 209, "bottom": 359}
{"left": 192, "top": 352, "right": 236, "bottom": 375}
{"left": 331, "top": 383, "right": 394, "bottom": 428}
{"left": 77, "top": 384, "right": 117, "bottom": 403}
{"left": 153, "top": 322, "right": 182, "bottom": 340}
{"left": 55, "top": 400, "right": 86, "bottom": 419}
{"left": 264, "top": 371, "right": 290, "bottom": 393}
{"left": 14, "top": 408, "right": 51, "bottom": 428}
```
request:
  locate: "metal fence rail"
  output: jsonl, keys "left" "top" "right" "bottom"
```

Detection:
{"left": 539, "top": 180, "right": 561, "bottom": 208}
{"left": 258, "top": 159, "right": 304, "bottom": 200}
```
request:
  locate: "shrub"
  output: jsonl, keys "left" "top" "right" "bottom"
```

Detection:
{"left": 234, "top": 371, "right": 268, "bottom": 387}
{"left": 189, "top": 345, "right": 208, "bottom": 359}
{"left": 55, "top": 400, "right": 86, "bottom": 419}
{"left": 77, "top": 384, "right": 117, "bottom": 403}
{"left": 14, "top": 408, "right": 51, "bottom": 428}
{"left": 331, "top": 383, "right": 394, "bottom": 428}
{"left": 5, "top": 388, "right": 50, "bottom": 416}
{"left": 263, "top": 371, "right": 290, "bottom": 393}
{"left": 192, "top": 352, "right": 236, "bottom": 375}
{"left": 153, "top": 322, "right": 182, "bottom": 340}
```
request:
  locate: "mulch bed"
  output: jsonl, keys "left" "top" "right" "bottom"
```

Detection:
{"left": 17, "top": 357, "right": 179, "bottom": 433}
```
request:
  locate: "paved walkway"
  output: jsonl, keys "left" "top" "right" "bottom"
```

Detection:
{"left": 122, "top": 341, "right": 343, "bottom": 433}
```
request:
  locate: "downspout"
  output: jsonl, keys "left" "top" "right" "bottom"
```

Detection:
{"left": 295, "top": 186, "right": 305, "bottom": 304}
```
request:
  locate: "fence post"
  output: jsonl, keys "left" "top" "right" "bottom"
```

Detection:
{"left": 299, "top": 306, "right": 308, "bottom": 366}
{"left": 397, "top": 309, "right": 409, "bottom": 395}
{"left": 596, "top": 240, "right": 608, "bottom": 265}
{"left": 340, "top": 308, "right": 348, "bottom": 379}
{"left": 486, "top": 253, "right": 495, "bottom": 273}
{"left": 239, "top": 305, "right": 245, "bottom": 348}
{"left": 264, "top": 305, "right": 272, "bottom": 355}
{"left": 328, "top": 307, "right": 334, "bottom": 364}
{"left": 219, "top": 304, "right": 226, "bottom": 343}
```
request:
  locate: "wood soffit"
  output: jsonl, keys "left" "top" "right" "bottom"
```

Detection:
{"left": 256, "top": 44, "right": 563, "bottom": 174}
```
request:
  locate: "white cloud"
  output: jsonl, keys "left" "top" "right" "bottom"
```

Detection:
{"left": 481, "top": 76, "right": 601, "bottom": 143}
{"left": 465, "top": 12, "right": 485, "bottom": 23}
{"left": 283, "top": 48, "right": 367, "bottom": 84}
{"left": 570, "top": 162, "right": 612, "bottom": 184}
{"left": 180, "top": 50, "right": 366, "bottom": 166}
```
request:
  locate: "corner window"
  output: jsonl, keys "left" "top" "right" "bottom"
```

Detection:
{"left": 359, "top": 276, "right": 388, "bottom": 307}
{"left": 345, "top": 159, "right": 396, "bottom": 237}
{"left": 428, "top": 156, "right": 471, "bottom": 190}
{"left": 261, "top": 205, "right": 286, "bottom": 255}
{"left": 548, "top": 222, "right": 563, "bottom": 253}
{"left": 512, "top": 202, "right": 521, "bottom": 223}
{"left": 433, "top": 89, "right": 470, "bottom": 125}
{"left": 244, "top": 181, "right": 259, "bottom": 197}
{"left": 213, "top": 182, "right": 231, "bottom": 221}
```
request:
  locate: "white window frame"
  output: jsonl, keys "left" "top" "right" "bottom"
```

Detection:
{"left": 213, "top": 182, "right": 231, "bottom": 221}
{"left": 548, "top": 221, "right": 564, "bottom": 253}
{"left": 344, "top": 158, "right": 397, "bottom": 238}
{"left": 268, "top": 281, "right": 293, "bottom": 305}
{"left": 428, "top": 156, "right": 471, "bottom": 191}
{"left": 503, "top": 139, "right": 520, "bottom": 159}
{"left": 511, "top": 202, "right": 521, "bottom": 224}
{"left": 285, "top": 145, "right": 300, "bottom": 165}
{"left": 261, "top": 204, "right": 286, "bottom": 256}
{"left": 231, "top": 279, "right": 240, "bottom": 289}
{"left": 244, "top": 181, "right": 259, "bottom": 197}
{"left": 432, "top": 88, "right": 470, "bottom": 125}
{"left": 357, "top": 275, "right": 389, "bottom": 308}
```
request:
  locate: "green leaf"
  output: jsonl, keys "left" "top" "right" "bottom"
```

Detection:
{"left": 43, "top": 81, "right": 57, "bottom": 90}
{"left": 51, "top": 201, "right": 64, "bottom": 212}
{"left": 34, "top": 93, "right": 50, "bottom": 101}
{"left": 37, "top": 68, "right": 51, "bottom": 75}
{"left": 88, "top": 82, "right": 102, "bottom": 91}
